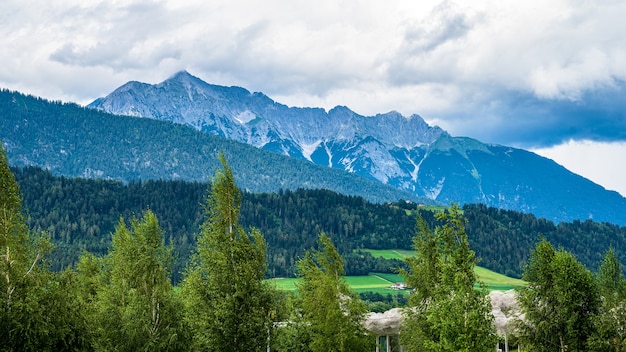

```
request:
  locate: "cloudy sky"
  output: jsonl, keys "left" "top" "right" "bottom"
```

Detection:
{"left": 2, "top": 0, "right": 625, "bottom": 196}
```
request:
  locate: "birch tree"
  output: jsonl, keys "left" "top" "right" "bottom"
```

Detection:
{"left": 293, "top": 233, "right": 371, "bottom": 352}
{"left": 401, "top": 204, "right": 497, "bottom": 352}
{"left": 181, "top": 153, "right": 276, "bottom": 351}
{"left": 516, "top": 239, "right": 599, "bottom": 352}
{"left": 589, "top": 248, "right": 626, "bottom": 351}
{"left": 90, "top": 211, "right": 189, "bottom": 351}
{"left": 0, "top": 143, "right": 60, "bottom": 350}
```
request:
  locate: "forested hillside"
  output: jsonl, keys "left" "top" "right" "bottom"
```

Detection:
{"left": 13, "top": 166, "right": 626, "bottom": 282}
{"left": 14, "top": 166, "right": 414, "bottom": 281}
{"left": 462, "top": 204, "right": 626, "bottom": 278}
{"left": 0, "top": 89, "right": 429, "bottom": 205}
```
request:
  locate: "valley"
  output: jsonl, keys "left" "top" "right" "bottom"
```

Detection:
{"left": 270, "top": 266, "right": 527, "bottom": 294}
{"left": 2, "top": 93, "right": 624, "bottom": 349}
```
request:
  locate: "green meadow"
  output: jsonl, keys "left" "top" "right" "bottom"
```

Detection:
{"left": 268, "top": 249, "right": 526, "bottom": 293}
{"left": 268, "top": 270, "right": 525, "bottom": 294}
{"left": 362, "top": 248, "right": 526, "bottom": 291}
{"left": 267, "top": 273, "right": 407, "bottom": 295}
{"left": 473, "top": 266, "right": 527, "bottom": 291}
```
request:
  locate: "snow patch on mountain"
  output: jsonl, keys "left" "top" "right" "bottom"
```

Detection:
{"left": 324, "top": 144, "right": 334, "bottom": 167}
{"left": 234, "top": 110, "right": 256, "bottom": 124}
{"left": 407, "top": 153, "right": 422, "bottom": 182}
{"left": 301, "top": 140, "right": 323, "bottom": 162}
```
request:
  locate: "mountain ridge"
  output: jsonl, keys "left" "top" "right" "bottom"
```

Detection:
{"left": 87, "top": 71, "right": 626, "bottom": 224}
{"left": 0, "top": 89, "right": 431, "bottom": 205}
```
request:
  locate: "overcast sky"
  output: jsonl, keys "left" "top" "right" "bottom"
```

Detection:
{"left": 2, "top": 0, "right": 625, "bottom": 196}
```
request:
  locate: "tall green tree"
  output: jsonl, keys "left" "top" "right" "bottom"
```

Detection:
{"left": 401, "top": 204, "right": 497, "bottom": 352}
{"left": 0, "top": 143, "right": 50, "bottom": 351}
{"left": 272, "top": 292, "right": 313, "bottom": 352}
{"left": 290, "top": 232, "right": 371, "bottom": 352}
{"left": 181, "top": 153, "right": 276, "bottom": 351}
{"left": 589, "top": 248, "right": 626, "bottom": 351}
{"left": 88, "top": 211, "right": 188, "bottom": 351}
{"left": 516, "top": 239, "right": 599, "bottom": 352}
{"left": 0, "top": 143, "right": 83, "bottom": 351}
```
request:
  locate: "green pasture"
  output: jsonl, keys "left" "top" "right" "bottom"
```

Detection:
{"left": 267, "top": 273, "right": 405, "bottom": 294}
{"left": 474, "top": 266, "right": 527, "bottom": 291}
{"left": 360, "top": 248, "right": 527, "bottom": 291}
{"left": 371, "top": 272, "right": 404, "bottom": 283}
{"left": 345, "top": 274, "right": 401, "bottom": 294}
{"left": 268, "top": 268, "right": 524, "bottom": 294}
{"left": 268, "top": 248, "right": 526, "bottom": 293}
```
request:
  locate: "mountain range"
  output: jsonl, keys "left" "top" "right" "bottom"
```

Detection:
{"left": 0, "top": 89, "right": 428, "bottom": 205}
{"left": 87, "top": 71, "right": 626, "bottom": 225}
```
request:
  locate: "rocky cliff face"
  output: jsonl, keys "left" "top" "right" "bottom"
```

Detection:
{"left": 89, "top": 71, "right": 444, "bottom": 189}
{"left": 88, "top": 71, "right": 626, "bottom": 224}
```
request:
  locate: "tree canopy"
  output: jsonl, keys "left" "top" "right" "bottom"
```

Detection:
{"left": 84, "top": 211, "right": 189, "bottom": 351}
{"left": 516, "top": 239, "right": 600, "bottom": 352}
{"left": 181, "top": 153, "right": 276, "bottom": 351}
{"left": 401, "top": 204, "right": 497, "bottom": 352}
{"left": 290, "top": 233, "right": 372, "bottom": 352}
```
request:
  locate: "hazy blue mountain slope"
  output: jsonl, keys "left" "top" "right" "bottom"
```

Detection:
{"left": 422, "top": 135, "right": 626, "bottom": 223}
{"left": 87, "top": 72, "right": 626, "bottom": 225}
{"left": 0, "top": 89, "right": 432, "bottom": 204}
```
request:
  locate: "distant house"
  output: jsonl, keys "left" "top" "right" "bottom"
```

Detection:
{"left": 390, "top": 282, "right": 407, "bottom": 290}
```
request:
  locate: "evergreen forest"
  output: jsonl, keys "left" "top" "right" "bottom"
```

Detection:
{"left": 3, "top": 146, "right": 626, "bottom": 351}
{"left": 12, "top": 165, "right": 626, "bottom": 283}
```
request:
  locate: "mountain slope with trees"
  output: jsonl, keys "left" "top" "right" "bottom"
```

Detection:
{"left": 88, "top": 71, "right": 626, "bottom": 225}
{"left": 3, "top": 144, "right": 626, "bottom": 350}
{"left": 0, "top": 89, "right": 427, "bottom": 205}
{"left": 11, "top": 165, "right": 626, "bottom": 282}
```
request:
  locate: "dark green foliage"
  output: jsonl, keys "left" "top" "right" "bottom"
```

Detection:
{"left": 85, "top": 211, "right": 189, "bottom": 351}
{"left": 589, "top": 248, "right": 626, "bottom": 351}
{"left": 290, "top": 233, "right": 372, "bottom": 352}
{"left": 12, "top": 165, "right": 626, "bottom": 282}
{"left": 6, "top": 135, "right": 626, "bottom": 349}
{"left": 464, "top": 203, "right": 626, "bottom": 278}
{"left": 13, "top": 166, "right": 417, "bottom": 280}
{"left": 401, "top": 204, "right": 497, "bottom": 352}
{"left": 0, "top": 143, "right": 87, "bottom": 351}
{"left": 595, "top": 248, "right": 626, "bottom": 307}
{"left": 181, "top": 155, "right": 276, "bottom": 351}
{"left": 14, "top": 166, "right": 205, "bottom": 282}
{"left": 516, "top": 239, "right": 600, "bottom": 352}
{"left": 343, "top": 250, "right": 407, "bottom": 276}
{"left": 359, "top": 291, "right": 408, "bottom": 312}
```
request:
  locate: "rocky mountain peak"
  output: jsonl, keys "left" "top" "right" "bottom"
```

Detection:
{"left": 85, "top": 72, "right": 626, "bottom": 225}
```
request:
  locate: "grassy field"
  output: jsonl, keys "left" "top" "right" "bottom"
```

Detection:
{"left": 267, "top": 248, "right": 526, "bottom": 293}
{"left": 360, "top": 248, "right": 526, "bottom": 291}
{"left": 363, "top": 248, "right": 526, "bottom": 291}
{"left": 268, "top": 269, "right": 525, "bottom": 294}
{"left": 474, "top": 266, "right": 527, "bottom": 291}
{"left": 361, "top": 249, "right": 415, "bottom": 260}
{"left": 267, "top": 273, "right": 407, "bottom": 295}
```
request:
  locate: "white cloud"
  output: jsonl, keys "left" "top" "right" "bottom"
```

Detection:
{"left": 4, "top": 0, "right": 626, "bottom": 111}
{"left": 2, "top": 0, "right": 626, "bottom": 196}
